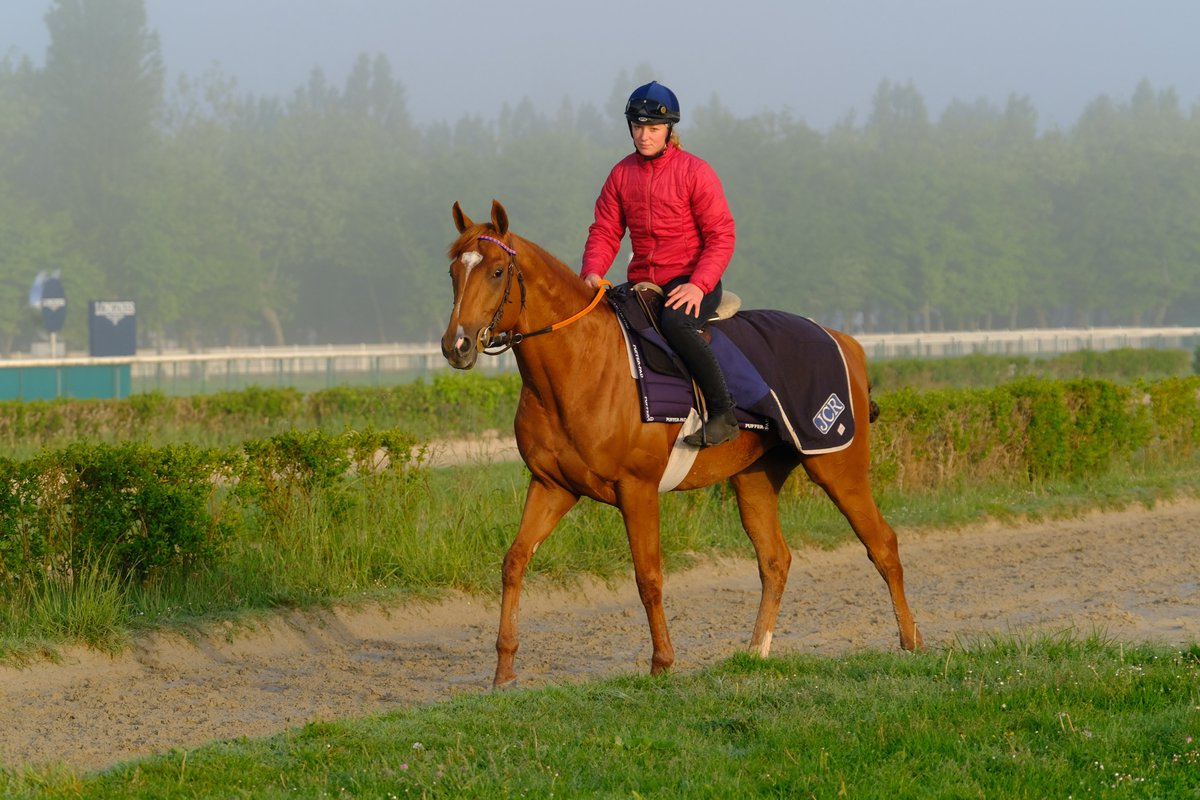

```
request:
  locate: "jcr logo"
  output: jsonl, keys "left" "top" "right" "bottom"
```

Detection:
{"left": 813, "top": 393, "right": 846, "bottom": 435}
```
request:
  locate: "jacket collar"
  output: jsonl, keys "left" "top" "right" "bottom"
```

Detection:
{"left": 636, "top": 142, "right": 677, "bottom": 164}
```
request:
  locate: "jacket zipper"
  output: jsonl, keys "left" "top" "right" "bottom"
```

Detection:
{"left": 644, "top": 160, "right": 656, "bottom": 284}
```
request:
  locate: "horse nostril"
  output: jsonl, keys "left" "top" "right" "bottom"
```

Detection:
{"left": 455, "top": 336, "right": 471, "bottom": 357}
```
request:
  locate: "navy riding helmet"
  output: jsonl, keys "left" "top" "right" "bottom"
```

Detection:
{"left": 625, "top": 81, "right": 681, "bottom": 126}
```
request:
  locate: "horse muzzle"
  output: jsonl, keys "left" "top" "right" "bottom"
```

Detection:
{"left": 441, "top": 332, "right": 479, "bottom": 370}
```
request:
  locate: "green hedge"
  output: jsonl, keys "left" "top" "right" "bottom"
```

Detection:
{"left": 0, "top": 428, "right": 418, "bottom": 588}
{"left": 1, "top": 348, "right": 1190, "bottom": 455}
{"left": 867, "top": 347, "right": 1192, "bottom": 391}
{"left": 0, "top": 371, "right": 522, "bottom": 454}
{"left": 868, "top": 376, "right": 1198, "bottom": 489}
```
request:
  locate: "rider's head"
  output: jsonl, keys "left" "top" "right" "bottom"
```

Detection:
{"left": 625, "top": 81, "right": 680, "bottom": 158}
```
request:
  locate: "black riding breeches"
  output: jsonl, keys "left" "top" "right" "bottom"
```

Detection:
{"left": 658, "top": 276, "right": 734, "bottom": 414}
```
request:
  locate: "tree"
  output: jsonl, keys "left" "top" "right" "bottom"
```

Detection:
{"left": 118, "top": 69, "right": 264, "bottom": 348}
{"left": 32, "top": 0, "right": 164, "bottom": 234}
{"left": 0, "top": 53, "right": 99, "bottom": 354}
{"left": 1059, "top": 82, "right": 1200, "bottom": 325}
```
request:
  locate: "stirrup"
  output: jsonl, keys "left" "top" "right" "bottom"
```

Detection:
{"left": 683, "top": 410, "right": 740, "bottom": 448}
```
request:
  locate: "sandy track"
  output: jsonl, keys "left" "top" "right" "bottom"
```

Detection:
{"left": 2, "top": 498, "right": 1198, "bottom": 773}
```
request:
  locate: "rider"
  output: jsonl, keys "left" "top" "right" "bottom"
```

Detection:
{"left": 581, "top": 80, "right": 740, "bottom": 447}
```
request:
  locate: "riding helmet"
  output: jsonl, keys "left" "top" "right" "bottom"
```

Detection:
{"left": 625, "top": 81, "right": 681, "bottom": 125}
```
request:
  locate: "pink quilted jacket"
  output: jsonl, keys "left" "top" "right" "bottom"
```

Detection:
{"left": 581, "top": 144, "right": 736, "bottom": 294}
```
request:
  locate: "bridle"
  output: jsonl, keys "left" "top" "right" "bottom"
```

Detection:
{"left": 471, "top": 234, "right": 611, "bottom": 354}
{"left": 474, "top": 235, "right": 524, "bottom": 353}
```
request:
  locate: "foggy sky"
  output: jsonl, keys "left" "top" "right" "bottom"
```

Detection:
{"left": 2, "top": 0, "right": 1199, "bottom": 131}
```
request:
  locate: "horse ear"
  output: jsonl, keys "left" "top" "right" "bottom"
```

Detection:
{"left": 490, "top": 200, "right": 509, "bottom": 235}
{"left": 452, "top": 201, "right": 472, "bottom": 233}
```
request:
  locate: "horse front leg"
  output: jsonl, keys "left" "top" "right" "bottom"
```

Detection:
{"left": 616, "top": 482, "right": 675, "bottom": 675}
{"left": 494, "top": 478, "right": 578, "bottom": 687}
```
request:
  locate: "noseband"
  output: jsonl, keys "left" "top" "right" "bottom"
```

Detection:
{"left": 471, "top": 235, "right": 611, "bottom": 354}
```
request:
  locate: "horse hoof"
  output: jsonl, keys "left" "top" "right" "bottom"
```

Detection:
{"left": 493, "top": 674, "right": 520, "bottom": 690}
{"left": 900, "top": 628, "right": 924, "bottom": 652}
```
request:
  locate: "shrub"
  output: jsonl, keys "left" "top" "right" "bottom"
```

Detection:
{"left": 0, "top": 427, "right": 420, "bottom": 591}
{"left": 40, "top": 442, "right": 232, "bottom": 580}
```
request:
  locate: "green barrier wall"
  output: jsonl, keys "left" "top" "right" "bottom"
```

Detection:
{"left": 0, "top": 364, "right": 132, "bottom": 401}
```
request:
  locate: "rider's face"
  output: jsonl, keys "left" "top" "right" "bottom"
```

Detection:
{"left": 631, "top": 123, "right": 669, "bottom": 156}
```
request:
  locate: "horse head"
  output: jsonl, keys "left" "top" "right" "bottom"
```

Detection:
{"left": 441, "top": 200, "right": 523, "bottom": 369}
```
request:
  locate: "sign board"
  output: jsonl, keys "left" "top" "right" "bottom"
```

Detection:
{"left": 40, "top": 277, "right": 67, "bottom": 333}
{"left": 88, "top": 300, "right": 137, "bottom": 357}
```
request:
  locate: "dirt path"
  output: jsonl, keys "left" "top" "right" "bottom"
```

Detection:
{"left": 2, "top": 498, "right": 1198, "bottom": 774}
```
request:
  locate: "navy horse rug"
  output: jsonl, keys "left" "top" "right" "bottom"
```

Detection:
{"left": 608, "top": 284, "right": 857, "bottom": 455}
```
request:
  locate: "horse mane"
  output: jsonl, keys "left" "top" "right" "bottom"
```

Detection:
{"left": 521, "top": 237, "right": 572, "bottom": 273}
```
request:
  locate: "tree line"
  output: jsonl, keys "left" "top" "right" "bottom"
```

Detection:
{"left": 1, "top": 0, "right": 1198, "bottom": 355}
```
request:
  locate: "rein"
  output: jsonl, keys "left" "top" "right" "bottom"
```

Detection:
{"left": 474, "top": 235, "right": 611, "bottom": 353}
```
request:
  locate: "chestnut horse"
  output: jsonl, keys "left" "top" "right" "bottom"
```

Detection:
{"left": 441, "top": 200, "right": 921, "bottom": 687}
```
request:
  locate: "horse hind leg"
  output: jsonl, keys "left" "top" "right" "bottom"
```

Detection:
{"left": 729, "top": 451, "right": 797, "bottom": 658}
{"left": 806, "top": 455, "right": 923, "bottom": 651}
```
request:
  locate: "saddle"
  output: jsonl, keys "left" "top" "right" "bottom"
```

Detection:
{"left": 617, "top": 282, "right": 741, "bottom": 380}
{"left": 606, "top": 281, "right": 858, "bottom": 456}
{"left": 632, "top": 281, "right": 743, "bottom": 325}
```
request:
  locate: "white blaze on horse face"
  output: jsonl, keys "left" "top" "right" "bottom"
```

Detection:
{"left": 460, "top": 250, "right": 482, "bottom": 272}
{"left": 451, "top": 250, "right": 484, "bottom": 320}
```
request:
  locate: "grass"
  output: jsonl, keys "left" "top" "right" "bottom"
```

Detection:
{"left": 2, "top": 458, "right": 1199, "bottom": 664}
{"left": 0, "top": 556, "right": 130, "bottom": 660}
{"left": 1, "top": 423, "right": 1198, "bottom": 794}
{"left": 4, "top": 636, "right": 1198, "bottom": 797}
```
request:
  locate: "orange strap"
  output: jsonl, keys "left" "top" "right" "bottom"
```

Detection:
{"left": 547, "top": 279, "right": 612, "bottom": 333}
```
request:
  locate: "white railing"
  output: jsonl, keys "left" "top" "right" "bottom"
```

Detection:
{"left": 0, "top": 343, "right": 516, "bottom": 397}
{"left": 851, "top": 326, "right": 1200, "bottom": 360}
{"left": 1, "top": 326, "right": 1197, "bottom": 396}
{"left": 7, "top": 343, "right": 473, "bottom": 372}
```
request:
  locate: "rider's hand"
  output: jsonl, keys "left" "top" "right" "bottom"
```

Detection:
{"left": 583, "top": 273, "right": 604, "bottom": 290}
{"left": 665, "top": 281, "right": 704, "bottom": 317}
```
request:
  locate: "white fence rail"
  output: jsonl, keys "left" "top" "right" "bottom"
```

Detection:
{"left": 852, "top": 326, "right": 1200, "bottom": 360}
{"left": 1, "top": 327, "right": 1197, "bottom": 397}
{"left": 118, "top": 344, "right": 518, "bottom": 393}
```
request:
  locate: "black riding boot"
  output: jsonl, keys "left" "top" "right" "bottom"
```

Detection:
{"left": 667, "top": 329, "right": 739, "bottom": 447}
{"left": 680, "top": 342, "right": 739, "bottom": 447}
{"left": 660, "top": 277, "right": 740, "bottom": 448}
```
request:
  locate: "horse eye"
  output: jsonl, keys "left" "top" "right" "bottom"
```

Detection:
{"left": 492, "top": 268, "right": 504, "bottom": 279}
